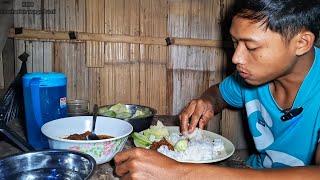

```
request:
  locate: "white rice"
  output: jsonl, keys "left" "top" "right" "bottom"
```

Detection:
{"left": 157, "top": 129, "right": 226, "bottom": 161}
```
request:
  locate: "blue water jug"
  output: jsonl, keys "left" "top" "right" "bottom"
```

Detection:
{"left": 22, "top": 72, "right": 67, "bottom": 149}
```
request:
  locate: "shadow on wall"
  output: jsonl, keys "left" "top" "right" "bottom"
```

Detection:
{"left": 0, "top": 0, "right": 13, "bottom": 53}
{"left": 317, "top": 32, "right": 320, "bottom": 47}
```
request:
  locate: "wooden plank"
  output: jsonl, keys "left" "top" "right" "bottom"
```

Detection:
{"left": 8, "top": 28, "right": 232, "bottom": 47}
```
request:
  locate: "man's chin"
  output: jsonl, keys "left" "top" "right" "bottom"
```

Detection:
{"left": 243, "top": 78, "right": 265, "bottom": 86}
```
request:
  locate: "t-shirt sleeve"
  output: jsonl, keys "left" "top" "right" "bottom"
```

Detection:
{"left": 219, "top": 72, "right": 244, "bottom": 108}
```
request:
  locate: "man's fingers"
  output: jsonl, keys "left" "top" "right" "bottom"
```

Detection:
{"left": 114, "top": 148, "right": 145, "bottom": 177}
{"left": 198, "top": 110, "right": 213, "bottom": 129}
{"left": 188, "top": 103, "right": 205, "bottom": 133}
{"left": 114, "top": 149, "right": 132, "bottom": 166}
{"left": 115, "top": 159, "right": 132, "bottom": 176}
{"left": 179, "top": 101, "right": 197, "bottom": 133}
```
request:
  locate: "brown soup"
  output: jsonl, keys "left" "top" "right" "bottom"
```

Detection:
{"left": 64, "top": 131, "right": 113, "bottom": 140}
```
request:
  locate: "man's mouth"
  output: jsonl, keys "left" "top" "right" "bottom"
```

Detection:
{"left": 237, "top": 69, "right": 250, "bottom": 79}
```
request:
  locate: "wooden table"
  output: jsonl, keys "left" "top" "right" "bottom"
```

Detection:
{"left": 0, "top": 115, "right": 248, "bottom": 180}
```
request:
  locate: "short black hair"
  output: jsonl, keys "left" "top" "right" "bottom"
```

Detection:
{"left": 235, "top": 0, "right": 320, "bottom": 41}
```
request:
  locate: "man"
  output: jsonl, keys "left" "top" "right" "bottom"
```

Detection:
{"left": 114, "top": 0, "right": 320, "bottom": 179}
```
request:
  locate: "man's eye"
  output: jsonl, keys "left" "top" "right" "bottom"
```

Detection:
{"left": 247, "top": 47, "right": 258, "bottom": 51}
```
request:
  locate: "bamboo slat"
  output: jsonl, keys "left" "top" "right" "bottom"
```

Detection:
{"left": 66, "top": 0, "right": 76, "bottom": 31}
{"left": 43, "top": 42, "right": 53, "bottom": 72}
{"left": 88, "top": 67, "right": 101, "bottom": 107}
{"left": 59, "top": 0, "right": 66, "bottom": 31}
{"left": 76, "top": 0, "right": 86, "bottom": 32}
{"left": 75, "top": 43, "right": 89, "bottom": 100}
{"left": 53, "top": 0, "right": 60, "bottom": 31}
{"left": 32, "top": 41, "right": 44, "bottom": 71}
{"left": 43, "top": 0, "right": 55, "bottom": 31}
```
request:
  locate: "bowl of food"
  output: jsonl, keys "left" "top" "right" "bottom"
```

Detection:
{"left": 41, "top": 116, "right": 133, "bottom": 164}
{"left": 98, "top": 103, "right": 157, "bottom": 132}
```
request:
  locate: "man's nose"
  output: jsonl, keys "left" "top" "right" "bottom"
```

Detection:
{"left": 232, "top": 46, "right": 245, "bottom": 64}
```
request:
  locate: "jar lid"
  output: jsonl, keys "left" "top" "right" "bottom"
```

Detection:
{"left": 23, "top": 72, "right": 67, "bottom": 87}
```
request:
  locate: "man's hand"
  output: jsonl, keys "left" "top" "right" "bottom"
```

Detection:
{"left": 114, "top": 148, "right": 185, "bottom": 180}
{"left": 179, "top": 98, "right": 214, "bottom": 134}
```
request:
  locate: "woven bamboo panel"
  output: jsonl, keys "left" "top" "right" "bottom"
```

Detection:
{"left": 14, "top": 0, "right": 54, "bottom": 74}
{"left": 12, "top": 0, "right": 245, "bottom": 148}
{"left": 86, "top": 0, "right": 105, "bottom": 68}
{"left": 101, "top": 0, "right": 140, "bottom": 107}
{"left": 54, "top": 42, "right": 89, "bottom": 100}
{"left": 139, "top": 0, "right": 168, "bottom": 114}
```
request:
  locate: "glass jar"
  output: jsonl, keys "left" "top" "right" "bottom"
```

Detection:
{"left": 67, "top": 99, "right": 90, "bottom": 116}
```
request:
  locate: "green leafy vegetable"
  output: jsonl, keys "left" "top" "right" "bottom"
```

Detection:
{"left": 132, "top": 108, "right": 152, "bottom": 118}
{"left": 99, "top": 103, "right": 153, "bottom": 119}
{"left": 132, "top": 132, "right": 152, "bottom": 148}
{"left": 143, "top": 121, "right": 169, "bottom": 140}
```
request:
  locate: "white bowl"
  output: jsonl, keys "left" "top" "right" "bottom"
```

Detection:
{"left": 41, "top": 116, "right": 133, "bottom": 164}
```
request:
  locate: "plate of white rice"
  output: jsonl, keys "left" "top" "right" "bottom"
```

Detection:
{"left": 134, "top": 126, "right": 235, "bottom": 163}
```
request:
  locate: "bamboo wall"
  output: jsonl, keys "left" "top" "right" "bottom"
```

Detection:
{"left": 7, "top": 0, "right": 250, "bottom": 149}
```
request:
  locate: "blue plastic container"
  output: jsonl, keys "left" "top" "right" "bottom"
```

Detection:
{"left": 22, "top": 72, "right": 67, "bottom": 149}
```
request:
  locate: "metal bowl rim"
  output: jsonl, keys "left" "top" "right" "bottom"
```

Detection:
{"left": 0, "top": 149, "right": 96, "bottom": 179}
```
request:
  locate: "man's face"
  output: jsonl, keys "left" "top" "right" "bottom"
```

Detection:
{"left": 230, "top": 16, "right": 298, "bottom": 85}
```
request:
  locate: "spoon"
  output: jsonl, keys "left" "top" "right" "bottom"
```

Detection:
{"left": 86, "top": 104, "right": 100, "bottom": 140}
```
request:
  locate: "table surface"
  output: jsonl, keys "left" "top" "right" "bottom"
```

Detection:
{"left": 0, "top": 115, "right": 248, "bottom": 180}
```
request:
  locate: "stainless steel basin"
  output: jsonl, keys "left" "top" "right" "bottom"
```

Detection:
{"left": 0, "top": 150, "right": 96, "bottom": 180}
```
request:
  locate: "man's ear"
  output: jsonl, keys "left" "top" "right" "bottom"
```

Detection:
{"left": 295, "top": 30, "right": 315, "bottom": 56}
